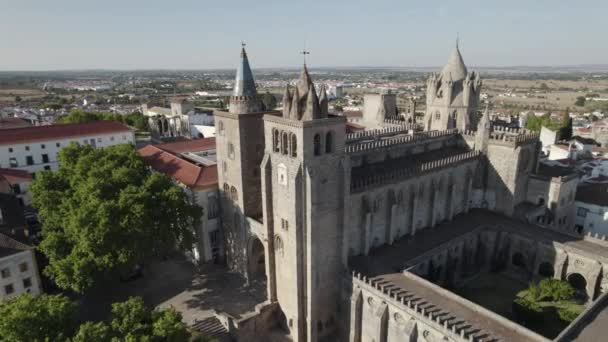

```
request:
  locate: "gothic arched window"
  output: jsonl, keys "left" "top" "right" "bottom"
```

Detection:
{"left": 272, "top": 129, "right": 280, "bottom": 152}
{"left": 282, "top": 131, "right": 288, "bottom": 155}
{"left": 435, "top": 111, "right": 441, "bottom": 121}
{"left": 290, "top": 134, "right": 297, "bottom": 157}
{"left": 314, "top": 134, "right": 321, "bottom": 156}
{"left": 230, "top": 186, "right": 238, "bottom": 202}
{"left": 223, "top": 183, "right": 229, "bottom": 196}
{"left": 275, "top": 235, "right": 284, "bottom": 257}
{"left": 218, "top": 121, "right": 224, "bottom": 135}
{"left": 325, "top": 131, "right": 333, "bottom": 153}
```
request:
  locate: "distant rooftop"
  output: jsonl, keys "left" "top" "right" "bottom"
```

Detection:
{"left": 0, "top": 117, "right": 31, "bottom": 130}
{"left": 0, "top": 121, "right": 132, "bottom": 146}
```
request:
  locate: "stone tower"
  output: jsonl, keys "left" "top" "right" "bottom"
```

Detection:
{"left": 424, "top": 42, "right": 482, "bottom": 131}
{"left": 215, "top": 46, "right": 268, "bottom": 275}
{"left": 261, "top": 64, "right": 346, "bottom": 342}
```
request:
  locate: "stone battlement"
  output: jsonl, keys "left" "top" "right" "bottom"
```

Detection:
{"left": 463, "top": 127, "right": 539, "bottom": 147}
{"left": 351, "top": 150, "right": 480, "bottom": 193}
{"left": 346, "top": 129, "right": 459, "bottom": 154}
{"left": 351, "top": 271, "right": 476, "bottom": 342}
{"left": 346, "top": 119, "right": 419, "bottom": 144}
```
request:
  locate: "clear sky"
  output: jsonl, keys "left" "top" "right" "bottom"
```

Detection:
{"left": 2, "top": 0, "right": 607, "bottom": 70}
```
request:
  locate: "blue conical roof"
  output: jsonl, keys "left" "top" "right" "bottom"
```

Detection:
{"left": 233, "top": 47, "right": 257, "bottom": 97}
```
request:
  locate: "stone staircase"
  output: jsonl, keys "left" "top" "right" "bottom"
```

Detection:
{"left": 192, "top": 317, "right": 233, "bottom": 342}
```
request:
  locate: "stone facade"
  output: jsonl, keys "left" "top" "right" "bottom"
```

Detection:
{"left": 213, "top": 46, "right": 607, "bottom": 342}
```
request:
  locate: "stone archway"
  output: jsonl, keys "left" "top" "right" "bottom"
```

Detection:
{"left": 568, "top": 273, "right": 588, "bottom": 299}
{"left": 538, "top": 262, "right": 555, "bottom": 278}
{"left": 248, "top": 237, "right": 266, "bottom": 280}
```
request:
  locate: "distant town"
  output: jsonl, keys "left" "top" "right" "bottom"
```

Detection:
{"left": 2, "top": 44, "right": 608, "bottom": 342}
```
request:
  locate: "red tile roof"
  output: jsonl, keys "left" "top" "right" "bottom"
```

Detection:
{"left": 154, "top": 138, "right": 216, "bottom": 154}
{"left": 0, "top": 117, "right": 31, "bottom": 130}
{"left": 0, "top": 168, "right": 32, "bottom": 184}
{"left": 0, "top": 121, "right": 132, "bottom": 146}
{"left": 138, "top": 139, "right": 218, "bottom": 189}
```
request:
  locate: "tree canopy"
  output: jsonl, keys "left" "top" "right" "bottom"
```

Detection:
{"left": 525, "top": 112, "right": 571, "bottom": 138}
{"left": 0, "top": 294, "right": 198, "bottom": 342}
{"left": 57, "top": 109, "right": 149, "bottom": 131}
{"left": 0, "top": 293, "right": 78, "bottom": 342}
{"left": 30, "top": 143, "right": 200, "bottom": 293}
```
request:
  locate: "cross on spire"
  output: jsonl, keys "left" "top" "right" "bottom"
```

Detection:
{"left": 456, "top": 33, "right": 460, "bottom": 49}
{"left": 301, "top": 49, "right": 310, "bottom": 65}
{"left": 241, "top": 41, "right": 246, "bottom": 48}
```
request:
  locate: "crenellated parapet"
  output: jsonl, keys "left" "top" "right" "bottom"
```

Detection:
{"left": 351, "top": 150, "right": 481, "bottom": 193}
{"left": 463, "top": 127, "right": 539, "bottom": 148}
{"left": 346, "top": 129, "right": 459, "bottom": 154}
{"left": 345, "top": 123, "right": 420, "bottom": 144}
{"left": 350, "top": 271, "right": 475, "bottom": 341}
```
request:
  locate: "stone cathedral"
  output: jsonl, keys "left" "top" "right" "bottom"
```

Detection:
{"left": 214, "top": 46, "right": 608, "bottom": 342}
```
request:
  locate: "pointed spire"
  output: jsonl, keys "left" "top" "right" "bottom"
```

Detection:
{"left": 303, "top": 83, "right": 320, "bottom": 120}
{"left": 441, "top": 43, "right": 468, "bottom": 82}
{"left": 233, "top": 45, "right": 257, "bottom": 97}
{"left": 290, "top": 86, "right": 300, "bottom": 120}
{"left": 318, "top": 84, "right": 328, "bottom": 117}
{"left": 296, "top": 64, "right": 314, "bottom": 98}
{"left": 478, "top": 104, "right": 491, "bottom": 131}
{"left": 282, "top": 85, "right": 292, "bottom": 118}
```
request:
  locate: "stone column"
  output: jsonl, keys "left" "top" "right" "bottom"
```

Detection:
{"left": 364, "top": 213, "right": 372, "bottom": 255}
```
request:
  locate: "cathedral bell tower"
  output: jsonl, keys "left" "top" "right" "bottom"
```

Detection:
{"left": 261, "top": 63, "right": 346, "bottom": 342}
{"left": 215, "top": 45, "right": 270, "bottom": 276}
{"left": 424, "top": 42, "right": 482, "bottom": 131}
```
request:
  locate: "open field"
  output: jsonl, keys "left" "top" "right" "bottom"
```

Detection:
{"left": 0, "top": 87, "right": 47, "bottom": 102}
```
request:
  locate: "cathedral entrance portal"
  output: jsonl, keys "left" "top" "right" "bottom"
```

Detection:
{"left": 248, "top": 237, "right": 266, "bottom": 280}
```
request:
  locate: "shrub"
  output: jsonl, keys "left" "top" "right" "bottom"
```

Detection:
{"left": 557, "top": 307, "right": 580, "bottom": 323}
{"left": 539, "top": 279, "right": 575, "bottom": 302}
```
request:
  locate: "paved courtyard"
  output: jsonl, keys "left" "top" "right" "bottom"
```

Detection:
{"left": 79, "top": 257, "right": 267, "bottom": 325}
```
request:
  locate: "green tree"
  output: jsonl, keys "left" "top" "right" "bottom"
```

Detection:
{"left": 30, "top": 144, "right": 200, "bottom": 292}
{"left": 559, "top": 110, "right": 573, "bottom": 140}
{"left": 71, "top": 322, "right": 112, "bottom": 342}
{"left": 107, "top": 297, "right": 190, "bottom": 341}
{"left": 262, "top": 91, "right": 278, "bottom": 110}
{"left": 151, "top": 307, "right": 191, "bottom": 342}
{"left": 15, "top": 95, "right": 22, "bottom": 103}
{"left": 0, "top": 294, "right": 78, "bottom": 342}
{"left": 575, "top": 96, "right": 586, "bottom": 107}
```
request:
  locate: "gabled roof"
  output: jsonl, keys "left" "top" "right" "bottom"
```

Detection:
{"left": 0, "top": 117, "right": 31, "bottom": 130}
{"left": 233, "top": 47, "right": 257, "bottom": 97}
{"left": 0, "top": 232, "right": 32, "bottom": 258}
{"left": 441, "top": 45, "right": 468, "bottom": 82}
{"left": 0, "top": 121, "right": 132, "bottom": 146}
{"left": 138, "top": 138, "right": 218, "bottom": 189}
{"left": 0, "top": 168, "right": 32, "bottom": 184}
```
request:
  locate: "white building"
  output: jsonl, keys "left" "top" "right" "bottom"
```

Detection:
{"left": 143, "top": 98, "right": 216, "bottom": 139}
{"left": 575, "top": 182, "right": 608, "bottom": 234}
{"left": 138, "top": 138, "right": 221, "bottom": 263}
{"left": 0, "top": 121, "right": 134, "bottom": 175}
{"left": 0, "top": 233, "right": 43, "bottom": 300}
